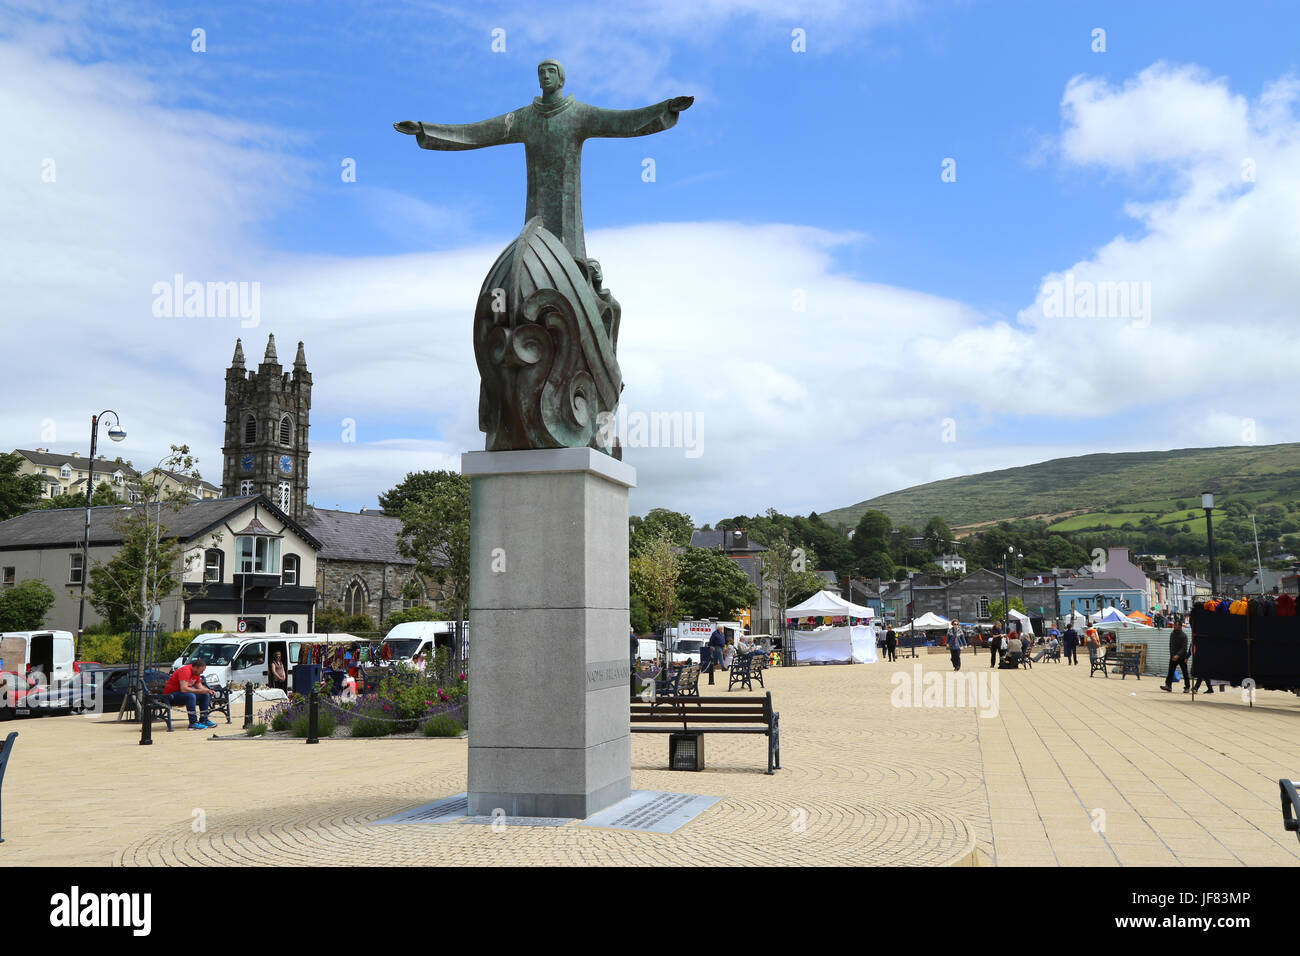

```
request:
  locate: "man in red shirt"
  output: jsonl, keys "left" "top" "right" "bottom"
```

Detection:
{"left": 163, "top": 659, "right": 215, "bottom": 729}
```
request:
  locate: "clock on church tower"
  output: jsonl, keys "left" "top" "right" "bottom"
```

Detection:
{"left": 220, "top": 334, "right": 311, "bottom": 520}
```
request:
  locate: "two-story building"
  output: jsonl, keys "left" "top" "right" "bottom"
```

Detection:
{"left": 13, "top": 448, "right": 140, "bottom": 501}
{"left": 0, "top": 494, "right": 319, "bottom": 633}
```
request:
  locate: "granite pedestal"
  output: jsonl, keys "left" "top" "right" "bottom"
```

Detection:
{"left": 462, "top": 447, "right": 635, "bottom": 818}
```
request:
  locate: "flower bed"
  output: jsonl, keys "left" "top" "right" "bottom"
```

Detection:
{"left": 260, "top": 666, "right": 467, "bottom": 739}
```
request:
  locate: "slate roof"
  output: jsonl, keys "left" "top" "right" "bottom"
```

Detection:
{"left": 300, "top": 507, "right": 443, "bottom": 566}
{"left": 14, "top": 449, "right": 139, "bottom": 476}
{"left": 690, "top": 530, "right": 766, "bottom": 552}
{"left": 0, "top": 495, "right": 319, "bottom": 551}
{"left": 1056, "top": 577, "right": 1143, "bottom": 592}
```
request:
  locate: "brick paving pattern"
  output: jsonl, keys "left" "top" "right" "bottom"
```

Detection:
{"left": 1, "top": 651, "right": 1297, "bottom": 866}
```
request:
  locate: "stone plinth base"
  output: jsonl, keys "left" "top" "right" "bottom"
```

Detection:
{"left": 462, "top": 447, "right": 635, "bottom": 819}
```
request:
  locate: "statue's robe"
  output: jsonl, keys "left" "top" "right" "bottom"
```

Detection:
{"left": 413, "top": 95, "right": 682, "bottom": 262}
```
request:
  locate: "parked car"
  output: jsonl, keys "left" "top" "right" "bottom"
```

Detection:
{"left": 0, "top": 669, "right": 38, "bottom": 720}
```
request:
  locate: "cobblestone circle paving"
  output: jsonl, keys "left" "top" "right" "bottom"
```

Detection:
{"left": 4, "top": 652, "right": 1299, "bottom": 866}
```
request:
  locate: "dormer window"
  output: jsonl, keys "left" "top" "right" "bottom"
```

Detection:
{"left": 60, "top": 464, "right": 71, "bottom": 479}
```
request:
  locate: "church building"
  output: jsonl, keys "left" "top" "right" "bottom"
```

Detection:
{"left": 221, "top": 336, "right": 444, "bottom": 626}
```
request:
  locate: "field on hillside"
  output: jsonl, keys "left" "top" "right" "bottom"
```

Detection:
{"left": 823, "top": 443, "right": 1300, "bottom": 530}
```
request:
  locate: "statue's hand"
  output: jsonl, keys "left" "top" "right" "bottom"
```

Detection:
{"left": 393, "top": 120, "right": 421, "bottom": 135}
{"left": 667, "top": 96, "right": 694, "bottom": 113}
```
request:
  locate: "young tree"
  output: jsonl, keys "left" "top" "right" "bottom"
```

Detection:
{"left": 921, "top": 516, "right": 953, "bottom": 555}
{"left": 394, "top": 470, "right": 471, "bottom": 660}
{"left": 630, "top": 533, "right": 680, "bottom": 630}
{"left": 987, "top": 597, "right": 1027, "bottom": 624}
{"left": 87, "top": 447, "right": 207, "bottom": 643}
{"left": 762, "top": 533, "right": 818, "bottom": 634}
{"left": 676, "top": 546, "right": 760, "bottom": 620}
{"left": 0, "top": 579, "right": 56, "bottom": 630}
{"left": 0, "top": 453, "right": 43, "bottom": 519}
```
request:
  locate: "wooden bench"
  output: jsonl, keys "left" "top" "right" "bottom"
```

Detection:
{"left": 630, "top": 691, "right": 780, "bottom": 774}
{"left": 1089, "top": 646, "right": 1115, "bottom": 678}
{"left": 727, "top": 651, "right": 765, "bottom": 692}
{"left": 1281, "top": 779, "right": 1300, "bottom": 845}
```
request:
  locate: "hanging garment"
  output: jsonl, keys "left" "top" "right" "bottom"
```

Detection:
{"left": 1277, "top": 593, "right": 1297, "bottom": 616}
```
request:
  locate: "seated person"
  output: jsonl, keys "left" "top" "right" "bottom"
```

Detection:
{"left": 1031, "top": 636, "right": 1059, "bottom": 662}
{"left": 1000, "top": 635, "right": 1024, "bottom": 667}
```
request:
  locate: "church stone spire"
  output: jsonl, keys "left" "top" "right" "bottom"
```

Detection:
{"left": 263, "top": 333, "right": 278, "bottom": 364}
{"left": 231, "top": 338, "right": 245, "bottom": 368}
{"left": 294, "top": 340, "right": 307, "bottom": 369}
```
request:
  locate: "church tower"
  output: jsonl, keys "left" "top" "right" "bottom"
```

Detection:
{"left": 221, "top": 335, "right": 311, "bottom": 519}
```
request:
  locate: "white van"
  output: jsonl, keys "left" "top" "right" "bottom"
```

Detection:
{"left": 175, "top": 633, "right": 361, "bottom": 689}
{"left": 0, "top": 631, "right": 77, "bottom": 684}
{"left": 381, "top": 620, "right": 468, "bottom": 663}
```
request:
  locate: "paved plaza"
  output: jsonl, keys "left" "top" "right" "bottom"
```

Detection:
{"left": 2, "top": 653, "right": 1298, "bottom": 867}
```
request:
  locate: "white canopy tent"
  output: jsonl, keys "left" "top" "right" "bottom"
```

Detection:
{"left": 784, "top": 590, "right": 874, "bottom": 621}
{"left": 893, "top": 612, "right": 951, "bottom": 634}
{"left": 792, "top": 625, "right": 878, "bottom": 663}
{"left": 1008, "top": 608, "right": 1034, "bottom": 635}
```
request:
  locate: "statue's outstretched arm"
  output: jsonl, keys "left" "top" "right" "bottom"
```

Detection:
{"left": 393, "top": 111, "right": 523, "bottom": 150}
{"left": 581, "top": 96, "right": 694, "bottom": 139}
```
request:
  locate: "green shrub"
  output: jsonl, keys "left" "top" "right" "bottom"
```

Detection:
{"left": 246, "top": 722, "right": 267, "bottom": 737}
{"left": 271, "top": 709, "right": 292, "bottom": 732}
{"left": 349, "top": 714, "right": 392, "bottom": 737}
{"left": 290, "top": 709, "right": 336, "bottom": 738}
{"left": 422, "top": 714, "right": 464, "bottom": 737}
{"left": 77, "top": 632, "right": 127, "bottom": 664}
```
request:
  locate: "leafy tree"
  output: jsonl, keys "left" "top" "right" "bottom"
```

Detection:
{"left": 762, "top": 532, "right": 816, "bottom": 633}
{"left": 630, "top": 508, "right": 693, "bottom": 553}
{"left": 629, "top": 533, "right": 680, "bottom": 629}
{"left": 393, "top": 470, "right": 471, "bottom": 659}
{"left": 39, "top": 481, "right": 123, "bottom": 510}
{"left": 785, "top": 569, "right": 828, "bottom": 607}
{"left": 852, "top": 510, "right": 891, "bottom": 563}
{"left": 629, "top": 593, "right": 652, "bottom": 635}
{"left": 0, "top": 453, "right": 43, "bottom": 519}
{"left": 921, "top": 516, "right": 953, "bottom": 555}
{"left": 988, "top": 597, "right": 1026, "bottom": 624}
{"left": 0, "top": 579, "right": 56, "bottom": 630}
{"left": 380, "top": 604, "right": 440, "bottom": 635}
{"left": 859, "top": 550, "right": 895, "bottom": 579}
{"left": 676, "top": 546, "right": 759, "bottom": 620}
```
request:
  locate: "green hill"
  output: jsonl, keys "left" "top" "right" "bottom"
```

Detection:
{"left": 822, "top": 443, "right": 1300, "bottom": 531}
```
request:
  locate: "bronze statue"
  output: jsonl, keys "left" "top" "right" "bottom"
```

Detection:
{"left": 395, "top": 60, "right": 692, "bottom": 454}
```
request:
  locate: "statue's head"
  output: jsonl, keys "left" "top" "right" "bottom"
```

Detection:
{"left": 537, "top": 59, "right": 565, "bottom": 94}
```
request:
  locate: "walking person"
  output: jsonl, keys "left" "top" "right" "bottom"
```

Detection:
{"left": 885, "top": 627, "right": 898, "bottom": 662}
{"left": 705, "top": 625, "right": 725, "bottom": 685}
{"left": 988, "top": 625, "right": 1002, "bottom": 668}
{"left": 949, "top": 626, "right": 964, "bottom": 671}
{"left": 1162, "top": 623, "right": 1191, "bottom": 692}
{"left": 1084, "top": 624, "right": 1101, "bottom": 670}
{"left": 1062, "top": 622, "right": 1079, "bottom": 665}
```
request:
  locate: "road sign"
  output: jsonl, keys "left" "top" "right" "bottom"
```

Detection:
{"left": 237, "top": 618, "right": 248, "bottom": 633}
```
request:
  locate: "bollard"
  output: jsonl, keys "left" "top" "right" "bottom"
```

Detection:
{"left": 139, "top": 681, "right": 153, "bottom": 746}
{"left": 306, "top": 686, "right": 319, "bottom": 744}
{"left": 243, "top": 682, "right": 254, "bottom": 729}
{"left": 0, "top": 732, "right": 16, "bottom": 844}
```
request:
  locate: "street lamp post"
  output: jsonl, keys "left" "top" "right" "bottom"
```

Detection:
{"left": 76, "top": 410, "right": 126, "bottom": 659}
{"left": 1000, "top": 545, "right": 1014, "bottom": 635}
{"left": 1202, "top": 492, "right": 1217, "bottom": 594}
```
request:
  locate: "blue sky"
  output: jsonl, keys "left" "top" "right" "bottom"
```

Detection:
{"left": 4, "top": 0, "right": 1300, "bottom": 523}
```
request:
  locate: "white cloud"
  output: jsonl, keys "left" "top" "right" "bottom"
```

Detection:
{"left": 5, "top": 30, "right": 1300, "bottom": 527}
